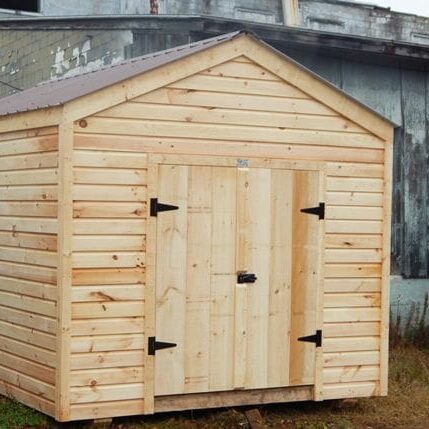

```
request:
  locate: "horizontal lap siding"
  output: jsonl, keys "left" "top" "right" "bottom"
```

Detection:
{"left": 324, "top": 158, "right": 383, "bottom": 398}
{"left": 73, "top": 57, "right": 386, "bottom": 407}
{"left": 0, "top": 128, "right": 58, "bottom": 417}
{"left": 70, "top": 149, "right": 146, "bottom": 409}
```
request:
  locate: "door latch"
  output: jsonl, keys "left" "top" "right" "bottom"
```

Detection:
{"left": 237, "top": 272, "right": 257, "bottom": 284}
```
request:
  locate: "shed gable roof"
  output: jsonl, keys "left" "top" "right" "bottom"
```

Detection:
{"left": 0, "top": 32, "right": 241, "bottom": 117}
{"left": 0, "top": 31, "right": 395, "bottom": 140}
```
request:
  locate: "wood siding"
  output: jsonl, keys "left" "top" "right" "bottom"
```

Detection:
{"left": 70, "top": 56, "right": 386, "bottom": 408}
{"left": 0, "top": 127, "right": 58, "bottom": 417}
{"left": 70, "top": 148, "right": 146, "bottom": 415}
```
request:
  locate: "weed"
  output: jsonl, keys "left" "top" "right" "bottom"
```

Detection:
{"left": 0, "top": 396, "right": 48, "bottom": 429}
{"left": 390, "top": 292, "right": 429, "bottom": 348}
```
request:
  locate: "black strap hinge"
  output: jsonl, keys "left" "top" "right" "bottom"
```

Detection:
{"left": 298, "top": 330, "right": 322, "bottom": 347}
{"left": 300, "top": 202, "right": 325, "bottom": 220}
{"left": 150, "top": 198, "right": 179, "bottom": 217}
{"left": 148, "top": 336, "right": 177, "bottom": 355}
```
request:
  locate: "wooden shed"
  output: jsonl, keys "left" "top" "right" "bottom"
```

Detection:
{"left": 0, "top": 31, "right": 395, "bottom": 422}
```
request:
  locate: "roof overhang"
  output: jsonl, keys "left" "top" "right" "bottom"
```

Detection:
{"left": 1, "top": 15, "right": 429, "bottom": 70}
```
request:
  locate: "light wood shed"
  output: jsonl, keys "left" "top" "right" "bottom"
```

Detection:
{"left": 0, "top": 31, "right": 395, "bottom": 422}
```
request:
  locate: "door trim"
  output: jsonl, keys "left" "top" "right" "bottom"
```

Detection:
{"left": 154, "top": 385, "right": 313, "bottom": 413}
{"left": 143, "top": 161, "right": 158, "bottom": 414}
{"left": 314, "top": 168, "right": 326, "bottom": 401}
{"left": 150, "top": 154, "right": 326, "bottom": 172}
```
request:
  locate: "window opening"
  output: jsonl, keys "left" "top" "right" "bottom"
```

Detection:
{"left": 0, "top": 0, "right": 39, "bottom": 12}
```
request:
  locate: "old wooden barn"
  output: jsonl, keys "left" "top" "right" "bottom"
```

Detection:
{"left": 0, "top": 31, "right": 395, "bottom": 422}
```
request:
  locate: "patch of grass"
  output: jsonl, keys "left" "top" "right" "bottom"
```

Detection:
{"left": 0, "top": 395, "right": 49, "bottom": 429}
{"left": 268, "top": 345, "right": 429, "bottom": 429}
{"left": 1, "top": 346, "right": 429, "bottom": 428}
{"left": 117, "top": 408, "right": 249, "bottom": 429}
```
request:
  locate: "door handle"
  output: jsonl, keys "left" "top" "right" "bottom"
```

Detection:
{"left": 237, "top": 272, "right": 257, "bottom": 284}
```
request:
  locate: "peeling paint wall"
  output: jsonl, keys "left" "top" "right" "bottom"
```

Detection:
{"left": 50, "top": 31, "right": 133, "bottom": 79}
{"left": 0, "top": 30, "right": 133, "bottom": 93}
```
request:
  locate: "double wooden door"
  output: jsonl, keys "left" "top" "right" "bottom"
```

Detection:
{"left": 150, "top": 156, "right": 324, "bottom": 397}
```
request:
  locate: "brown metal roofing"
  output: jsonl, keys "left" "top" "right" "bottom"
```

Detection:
{"left": 0, "top": 31, "right": 243, "bottom": 116}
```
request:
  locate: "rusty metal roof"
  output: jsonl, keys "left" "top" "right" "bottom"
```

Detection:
{"left": 0, "top": 31, "right": 243, "bottom": 116}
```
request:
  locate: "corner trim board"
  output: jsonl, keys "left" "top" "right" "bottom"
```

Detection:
{"left": 55, "top": 119, "right": 74, "bottom": 421}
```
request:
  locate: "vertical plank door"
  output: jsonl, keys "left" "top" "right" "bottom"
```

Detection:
{"left": 154, "top": 165, "right": 189, "bottom": 395}
{"left": 234, "top": 168, "right": 292, "bottom": 389}
{"left": 154, "top": 165, "right": 237, "bottom": 396}
{"left": 289, "top": 170, "right": 322, "bottom": 386}
{"left": 154, "top": 161, "right": 323, "bottom": 397}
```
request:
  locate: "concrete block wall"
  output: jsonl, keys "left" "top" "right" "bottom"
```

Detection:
{"left": 2, "top": 1, "right": 429, "bottom": 45}
{"left": 0, "top": 29, "right": 134, "bottom": 95}
{"left": 41, "top": 0, "right": 121, "bottom": 16}
{"left": 299, "top": 0, "right": 429, "bottom": 45}
{"left": 391, "top": 277, "right": 429, "bottom": 332}
{"left": 39, "top": 0, "right": 284, "bottom": 23}
{"left": 0, "top": 25, "right": 203, "bottom": 96}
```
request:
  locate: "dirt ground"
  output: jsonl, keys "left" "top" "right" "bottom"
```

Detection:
{"left": 1, "top": 346, "right": 428, "bottom": 429}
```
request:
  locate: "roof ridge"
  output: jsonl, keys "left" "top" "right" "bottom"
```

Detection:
{"left": 38, "top": 30, "right": 244, "bottom": 87}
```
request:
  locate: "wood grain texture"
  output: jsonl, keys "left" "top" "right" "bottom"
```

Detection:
{"left": 154, "top": 164, "right": 188, "bottom": 396}
{"left": 209, "top": 167, "right": 236, "bottom": 391}
{"left": 70, "top": 146, "right": 147, "bottom": 414}
{"left": 202, "top": 60, "right": 282, "bottom": 81}
{"left": 81, "top": 116, "right": 383, "bottom": 149}
{"left": 0, "top": 129, "right": 59, "bottom": 419}
{"left": 98, "top": 102, "right": 364, "bottom": 133}
{"left": 323, "top": 381, "right": 377, "bottom": 399}
{"left": 75, "top": 133, "right": 384, "bottom": 164}
{"left": 56, "top": 121, "right": 73, "bottom": 421}
{"left": 184, "top": 166, "right": 212, "bottom": 394}
{"left": 289, "top": 170, "right": 321, "bottom": 387}
{"left": 240, "top": 37, "right": 391, "bottom": 141}
{"left": 380, "top": 132, "right": 393, "bottom": 395}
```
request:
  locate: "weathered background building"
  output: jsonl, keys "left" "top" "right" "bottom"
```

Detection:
{"left": 0, "top": 0, "right": 429, "bottom": 314}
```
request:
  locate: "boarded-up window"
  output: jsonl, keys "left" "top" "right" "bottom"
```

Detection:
{"left": 0, "top": 0, "right": 38, "bottom": 12}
